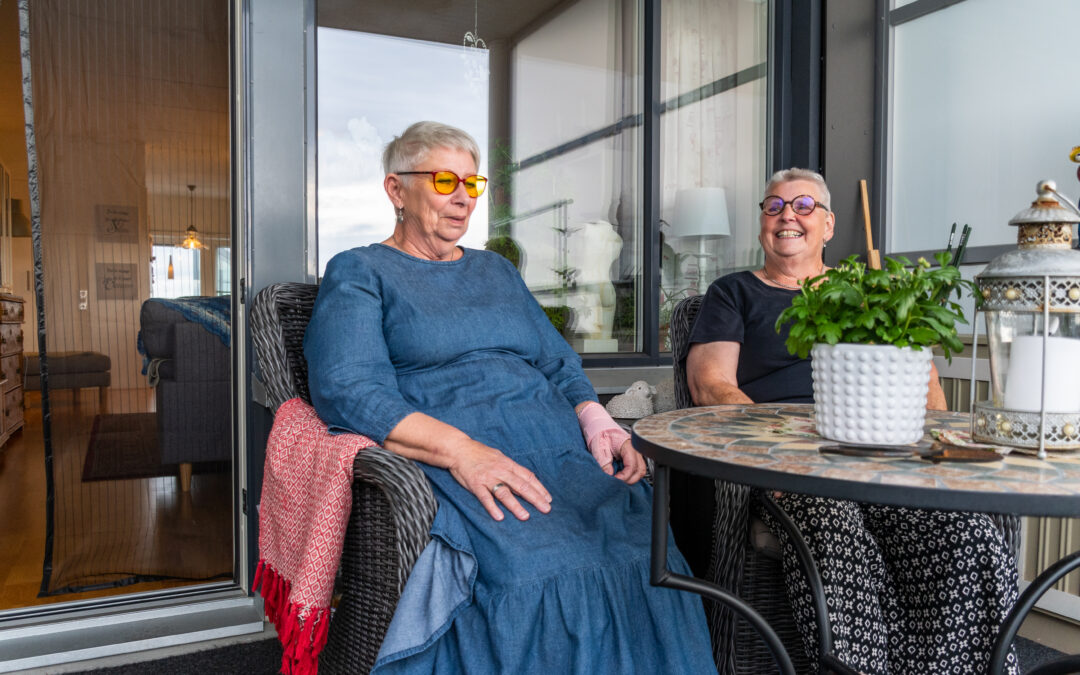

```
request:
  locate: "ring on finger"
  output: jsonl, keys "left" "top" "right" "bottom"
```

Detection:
{"left": 490, "top": 482, "right": 506, "bottom": 495}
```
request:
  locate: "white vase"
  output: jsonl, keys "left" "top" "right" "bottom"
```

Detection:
{"left": 811, "top": 343, "right": 933, "bottom": 446}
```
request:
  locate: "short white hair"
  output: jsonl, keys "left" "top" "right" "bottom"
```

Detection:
{"left": 382, "top": 121, "right": 481, "bottom": 175}
{"left": 764, "top": 168, "right": 831, "bottom": 211}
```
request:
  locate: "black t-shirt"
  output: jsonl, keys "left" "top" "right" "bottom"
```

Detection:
{"left": 687, "top": 270, "right": 813, "bottom": 403}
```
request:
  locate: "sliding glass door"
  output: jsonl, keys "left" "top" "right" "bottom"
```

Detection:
{"left": 0, "top": 0, "right": 235, "bottom": 611}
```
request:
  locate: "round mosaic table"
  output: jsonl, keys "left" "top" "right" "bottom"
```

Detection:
{"left": 632, "top": 404, "right": 1080, "bottom": 518}
{"left": 631, "top": 404, "right": 1080, "bottom": 675}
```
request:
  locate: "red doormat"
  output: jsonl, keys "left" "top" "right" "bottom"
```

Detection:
{"left": 82, "top": 412, "right": 228, "bottom": 481}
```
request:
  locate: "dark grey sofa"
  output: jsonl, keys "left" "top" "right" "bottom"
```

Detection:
{"left": 139, "top": 298, "right": 230, "bottom": 491}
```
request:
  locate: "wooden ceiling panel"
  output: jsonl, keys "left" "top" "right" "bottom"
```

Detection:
{"left": 317, "top": 0, "right": 571, "bottom": 45}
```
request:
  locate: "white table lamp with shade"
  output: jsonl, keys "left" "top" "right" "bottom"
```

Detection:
{"left": 670, "top": 187, "right": 731, "bottom": 294}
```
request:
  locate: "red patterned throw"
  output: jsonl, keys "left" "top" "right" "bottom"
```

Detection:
{"left": 253, "top": 397, "right": 377, "bottom": 675}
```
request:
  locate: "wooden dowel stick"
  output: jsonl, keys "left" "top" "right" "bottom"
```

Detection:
{"left": 859, "top": 179, "right": 882, "bottom": 270}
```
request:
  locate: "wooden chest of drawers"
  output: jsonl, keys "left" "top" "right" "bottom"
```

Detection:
{"left": 0, "top": 294, "right": 24, "bottom": 448}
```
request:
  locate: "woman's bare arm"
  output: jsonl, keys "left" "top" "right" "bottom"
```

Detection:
{"left": 686, "top": 341, "right": 755, "bottom": 405}
{"left": 927, "top": 361, "right": 947, "bottom": 411}
{"left": 382, "top": 412, "right": 552, "bottom": 522}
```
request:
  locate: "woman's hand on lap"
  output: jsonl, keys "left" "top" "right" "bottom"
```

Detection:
{"left": 612, "top": 439, "right": 647, "bottom": 484}
{"left": 447, "top": 439, "right": 552, "bottom": 522}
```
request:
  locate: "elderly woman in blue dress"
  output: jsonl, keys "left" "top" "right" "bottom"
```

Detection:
{"left": 304, "top": 121, "right": 716, "bottom": 673}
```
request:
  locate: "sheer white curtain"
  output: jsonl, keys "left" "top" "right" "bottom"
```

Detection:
{"left": 659, "top": 0, "right": 768, "bottom": 336}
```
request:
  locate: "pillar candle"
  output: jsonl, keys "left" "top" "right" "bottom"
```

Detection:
{"left": 1004, "top": 335, "right": 1080, "bottom": 413}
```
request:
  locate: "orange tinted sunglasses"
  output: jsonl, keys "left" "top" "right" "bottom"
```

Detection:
{"left": 398, "top": 170, "right": 488, "bottom": 198}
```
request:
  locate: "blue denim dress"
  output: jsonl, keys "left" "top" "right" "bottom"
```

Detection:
{"left": 304, "top": 245, "right": 715, "bottom": 674}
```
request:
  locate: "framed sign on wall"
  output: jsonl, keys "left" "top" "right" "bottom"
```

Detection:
{"left": 96, "top": 262, "right": 138, "bottom": 300}
{"left": 95, "top": 204, "right": 139, "bottom": 243}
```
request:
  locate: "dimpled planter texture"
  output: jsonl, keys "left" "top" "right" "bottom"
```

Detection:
{"left": 812, "top": 343, "right": 932, "bottom": 446}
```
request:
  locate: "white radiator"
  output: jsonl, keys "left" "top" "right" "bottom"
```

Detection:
{"left": 1023, "top": 517, "right": 1080, "bottom": 595}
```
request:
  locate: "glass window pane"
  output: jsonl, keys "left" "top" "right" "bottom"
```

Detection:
{"left": 888, "top": 0, "right": 1080, "bottom": 254}
{"left": 315, "top": 0, "right": 770, "bottom": 358}
{"left": 511, "top": 0, "right": 641, "bottom": 353}
{"left": 151, "top": 245, "right": 201, "bottom": 299}
{"left": 317, "top": 29, "right": 489, "bottom": 273}
{"left": 659, "top": 0, "right": 769, "bottom": 351}
{"left": 215, "top": 247, "right": 231, "bottom": 296}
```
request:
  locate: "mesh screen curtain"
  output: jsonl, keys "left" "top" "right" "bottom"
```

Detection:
{"left": 20, "top": 0, "right": 233, "bottom": 596}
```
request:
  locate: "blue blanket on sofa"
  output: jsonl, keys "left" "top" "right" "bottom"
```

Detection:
{"left": 137, "top": 296, "right": 231, "bottom": 374}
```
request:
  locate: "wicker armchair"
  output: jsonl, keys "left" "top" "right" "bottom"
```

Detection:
{"left": 250, "top": 282, "right": 438, "bottom": 674}
{"left": 669, "top": 293, "right": 1022, "bottom": 675}
{"left": 670, "top": 294, "right": 809, "bottom": 674}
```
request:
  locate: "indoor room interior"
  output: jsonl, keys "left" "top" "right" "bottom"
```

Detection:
{"left": 0, "top": 0, "right": 234, "bottom": 612}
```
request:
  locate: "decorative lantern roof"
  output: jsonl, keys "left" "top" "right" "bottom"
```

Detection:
{"left": 976, "top": 181, "right": 1080, "bottom": 312}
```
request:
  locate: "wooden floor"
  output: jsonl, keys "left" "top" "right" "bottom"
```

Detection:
{"left": 0, "top": 388, "right": 233, "bottom": 611}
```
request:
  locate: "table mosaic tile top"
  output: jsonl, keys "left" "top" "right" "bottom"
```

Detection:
{"left": 632, "top": 405, "right": 1080, "bottom": 506}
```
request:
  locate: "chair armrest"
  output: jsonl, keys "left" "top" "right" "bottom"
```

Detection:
{"left": 352, "top": 447, "right": 438, "bottom": 592}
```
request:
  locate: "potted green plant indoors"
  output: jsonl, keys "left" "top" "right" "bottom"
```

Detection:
{"left": 775, "top": 252, "right": 975, "bottom": 446}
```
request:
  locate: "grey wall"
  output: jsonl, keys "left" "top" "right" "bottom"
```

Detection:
{"left": 247, "top": 0, "right": 317, "bottom": 291}
{"left": 821, "top": 0, "right": 877, "bottom": 266}
{"left": 242, "top": 0, "right": 317, "bottom": 588}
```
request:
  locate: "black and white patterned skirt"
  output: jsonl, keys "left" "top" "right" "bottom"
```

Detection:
{"left": 757, "top": 495, "right": 1019, "bottom": 675}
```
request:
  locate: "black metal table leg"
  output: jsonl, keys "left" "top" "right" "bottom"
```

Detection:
{"left": 650, "top": 464, "right": 796, "bottom": 675}
{"left": 990, "top": 549, "right": 1080, "bottom": 675}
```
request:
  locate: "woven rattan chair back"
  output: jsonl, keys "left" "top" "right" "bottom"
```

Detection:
{"left": 670, "top": 294, "right": 704, "bottom": 410}
{"left": 250, "top": 281, "right": 437, "bottom": 674}
{"left": 250, "top": 282, "right": 320, "bottom": 410}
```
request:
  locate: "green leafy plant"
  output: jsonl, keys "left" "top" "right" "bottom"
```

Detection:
{"left": 543, "top": 305, "right": 572, "bottom": 334}
{"left": 488, "top": 138, "right": 516, "bottom": 226}
{"left": 775, "top": 252, "right": 976, "bottom": 360}
{"left": 484, "top": 235, "right": 522, "bottom": 269}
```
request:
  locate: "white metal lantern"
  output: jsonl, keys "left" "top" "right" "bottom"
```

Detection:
{"left": 972, "top": 181, "right": 1080, "bottom": 457}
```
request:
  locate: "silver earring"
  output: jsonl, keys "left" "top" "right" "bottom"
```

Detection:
{"left": 396, "top": 207, "right": 404, "bottom": 223}
{"left": 823, "top": 241, "right": 827, "bottom": 249}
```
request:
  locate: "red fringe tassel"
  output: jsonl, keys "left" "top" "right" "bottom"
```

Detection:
{"left": 253, "top": 559, "right": 331, "bottom": 675}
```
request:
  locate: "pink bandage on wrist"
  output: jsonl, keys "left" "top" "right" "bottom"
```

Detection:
{"left": 578, "top": 401, "right": 631, "bottom": 470}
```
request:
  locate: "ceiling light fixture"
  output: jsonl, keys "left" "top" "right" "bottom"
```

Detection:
{"left": 462, "top": 0, "right": 488, "bottom": 96}
{"left": 181, "top": 184, "right": 203, "bottom": 250}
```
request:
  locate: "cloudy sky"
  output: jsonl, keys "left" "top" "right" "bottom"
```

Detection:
{"left": 317, "top": 29, "right": 490, "bottom": 273}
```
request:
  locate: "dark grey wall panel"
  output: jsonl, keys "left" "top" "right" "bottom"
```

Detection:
{"left": 249, "top": 0, "right": 316, "bottom": 292}
{"left": 821, "top": 0, "right": 877, "bottom": 266}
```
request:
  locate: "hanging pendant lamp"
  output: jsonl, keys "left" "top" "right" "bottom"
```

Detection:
{"left": 181, "top": 184, "right": 203, "bottom": 250}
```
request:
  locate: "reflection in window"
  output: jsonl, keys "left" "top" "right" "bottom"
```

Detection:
{"left": 512, "top": 0, "right": 642, "bottom": 353}
{"left": 315, "top": 0, "right": 771, "bottom": 358}
{"left": 317, "top": 29, "right": 489, "bottom": 273}
{"left": 887, "top": 0, "right": 1080, "bottom": 255}
{"left": 659, "top": 0, "right": 769, "bottom": 350}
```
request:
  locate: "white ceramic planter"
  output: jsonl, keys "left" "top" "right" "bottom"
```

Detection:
{"left": 811, "top": 343, "right": 933, "bottom": 446}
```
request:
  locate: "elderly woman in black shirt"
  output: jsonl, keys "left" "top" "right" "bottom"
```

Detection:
{"left": 684, "top": 168, "right": 1018, "bottom": 674}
